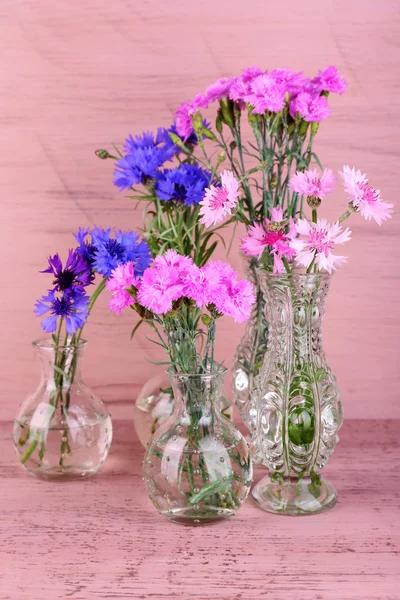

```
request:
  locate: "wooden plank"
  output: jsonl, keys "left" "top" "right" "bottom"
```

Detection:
{"left": 1, "top": 418, "right": 399, "bottom": 599}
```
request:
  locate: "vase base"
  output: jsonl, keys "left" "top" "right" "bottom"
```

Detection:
{"left": 252, "top": 474, "right": 337, "bottom": 516}
{"left": 26, "top": 465, "right": 99, "bottom": 482}
{"left": 160, "top": 506, "right": 235, "bottom": 526}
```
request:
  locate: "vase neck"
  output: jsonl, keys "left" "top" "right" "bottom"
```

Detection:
{"left": 34, "top": 340, "right": 85, "bottom": 390}
{"left": 261, "top": 272, "right": 331, "bottom": 361}
{"left": 170, "top": 370, "right": 226, "bottom": 417}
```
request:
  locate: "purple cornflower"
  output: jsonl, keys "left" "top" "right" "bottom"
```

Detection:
{"left": 155, "top": 164, "right": 212, "bottom": 206}
{"left": 34, "top": 289, "right": 90, "bottom": 334}
{"left": 41, "top": 249, "right": 93, "bottom": 292}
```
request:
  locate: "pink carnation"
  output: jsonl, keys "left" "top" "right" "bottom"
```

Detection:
{"left": 289, "top": 168, "right": 336, "bottom": 199}
{"left": 245, "top": 73, "right": 287, "bottom": 114}
{"left": 311, "top": 66, "right": 347, "bottom": 95}
{"left": 106, "top": 262, "right": 139, "bottom": 315}
{"left": 217, "top": 275, "right": 256, "bottom": 323}
{"left": 154, "top": 249, "right": 193, "bottom": 272}
{"left": 175, "top": 93, "right": 209, "bottom": 141}
{"left": 137, "top": 264, "right": 184, "bottom": 314}
{"left": 181, "top": 263, "right": 224, "bottom": 308}
{"left": 339, "top": 165, "right": 393, "bottom": 226}
{"left": 204, "top": 77, "right": 232, "bottom": 103}
{"left": 199, "top": 170, "right": 240, "bottom": 227}
{"left": 290, "top": 92, "right": 330, "bottom": 122}
{"left": 241, "top": 66, "right": 263, "bottom": 82}
{"left": 289, "top": 218, "right": 351, "bottom": 273}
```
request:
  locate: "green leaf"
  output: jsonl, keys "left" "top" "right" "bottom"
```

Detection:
{"left": 188, "top": 475, "right": 234, "bottom": 505}
{"left": 49, "top": 363, "right": 71, "bottom": 385}
{"left": 130, "top": 319, "right": 144, "bottom": 340}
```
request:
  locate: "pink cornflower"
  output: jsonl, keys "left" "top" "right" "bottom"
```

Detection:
{"left": 339, "top": 165, "right": 393, "bottom": 225}
{"left": 137, "top": 264, "right": 184, "bottom": 314}
{"left": 245, "top": 73, "right": 287, "bottom": 114}
{"left": 289, "top": 168, "right": 336, "bottom": 199}
{"left": 154, "top": 250, "right": 193, "bottom": 273}
{"left": 199, "top": 170, "right": 240, "bottom": 227}
{"left": 204, "top": 77, "right": 232, "bottom": 103}
{"left": 289, "top": 92, "right": 330, "bottom": 122}
{"left": 106, "top": 262, "right": 138, "bottom": 315}
{"left": 311, "top": 66, "right": 347, "bottom": 95}
{"left": 289, "top": 219, "right": 351, "bottom": 273}
{"left": 240, "top": 207, "right": 295, "bottom": 274}
{"left": 217, "top": 275, "right": 256, "bottom": 323}
{"left": 175, "top": 93, "right": 209, "bottom": 140}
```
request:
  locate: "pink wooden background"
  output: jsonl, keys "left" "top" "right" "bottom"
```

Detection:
{"left": 1, "top": 0, "right": 399, "bottom": 420}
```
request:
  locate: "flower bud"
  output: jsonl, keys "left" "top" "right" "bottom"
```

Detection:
{"left": 217, "top": 152, "right": 226, "bottom": 163}
{"left": 267, "top": 221, "right": 281, "bottom": 232}
{"left": 95, "top": 149, "right": 110, "bottom": 160}
{"left": 270, "top": 173, "right": 278, "bottom": 188}
{"left": 307, "top": 196, "right": 321, "bottom": 208}
{"left": 201, "top": 314, "right": 211, "bottom": 326}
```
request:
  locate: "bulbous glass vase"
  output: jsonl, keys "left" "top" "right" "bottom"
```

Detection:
{"left": 251, "top": 271, "right": 343, "bottom": 515}
{"left": 143, "top": 366, "right": 252, "bottom": 525}
{"left": 13, "top": 339, "right": 113, "bottom": 481}
{"left": 134, "top": 371, "right": 233, "bottom": 449}
{"left": 232, "top": 258, "right": 269, "bottom": 432}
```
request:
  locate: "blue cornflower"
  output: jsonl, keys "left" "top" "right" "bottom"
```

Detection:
{"left": 34, "top": 289, "right": 90, "bottom": 335}
{"left": 161, "top": 120, "right": 211, "bottom": 154}
{"left": 41, "top": 249, "right": 94, "bottom": 291}
{"left": 113, "top": 130, "right": 176, "bottom": 192}
{"left": 74, "top": 228, "right": 97, "bottom": 265}
{"left": 155, "top": 163, "right": 212, "bottom": 206}
{"left": 75, "top": 228, "right": 152, "bottom": 279}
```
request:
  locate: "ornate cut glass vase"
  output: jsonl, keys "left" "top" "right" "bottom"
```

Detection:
{"left": 13, "top": 339, "right": 113, "bottom": 481}
{"left": 232, "top": 258, "right": 269, "bottom": 432}
{"left": 143, "top": 366, "right": 252, "bottom": 525}
{"left": 252, "top": 271, "right": 343, "bottom": 515}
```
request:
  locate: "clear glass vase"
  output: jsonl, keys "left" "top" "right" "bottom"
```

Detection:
{"left": 251, "top": 271, "right": 343, "bottom": 515}
{"left": 232, "top": 258, "right": 269, "bottom": 432}
{"left": 13, "top": 339, "right": 113, "bottom": 481}
{"left": 134, "top": 371, "right": 233, "bottom": 449}
{"left": 143, "top": 366, "right": 252, "bottom": 525}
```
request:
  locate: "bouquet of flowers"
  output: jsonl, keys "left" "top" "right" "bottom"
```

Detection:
{"left": 14, "top": 228, "right": 151, "bottom": 476}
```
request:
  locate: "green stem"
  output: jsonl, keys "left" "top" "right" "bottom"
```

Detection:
{"left": 312, "top": 209, "right": 318, "bottom": 224}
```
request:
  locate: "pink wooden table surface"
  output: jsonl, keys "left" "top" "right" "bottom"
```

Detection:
{"left": 1, "top": 416, "right": 399, "bottom": 600}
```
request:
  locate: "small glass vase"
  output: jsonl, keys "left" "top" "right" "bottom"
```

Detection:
{"left": 251, "top": 271, "right": 343, "bottom": 515}
{"left": 143, "top": 366, "right": 252, "bottom": 525}
{"left": 232, "top": 257, "right": 269, "bottom": 432}
{"left": 134, "top": 371, "right": 233, "bottom": 449}
{"left": 13, "top": 339, "right": 113, "bottom": 481}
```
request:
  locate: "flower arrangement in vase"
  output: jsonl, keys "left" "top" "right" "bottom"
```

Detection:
{"left": 105, "top": 251, "right": 256, "bottom": 524}
{"left": 13, "top": 228, "right": 151, "bottom": 480}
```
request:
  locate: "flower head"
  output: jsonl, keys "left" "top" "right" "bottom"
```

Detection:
{"left": 113, "top": 130, "right": 175, "bottom": 191}
{"left": 137, "top": 264, "right": 184, "bottom": 314}
{"left": 199, "top": 170, "right": 240, "bottom": 227}
{"left": 312, "top": 66, "right": 347, "bottom": 95}
{"left": 217, "top": 275, "right": 256, "bottom": 323}
{"left": 160, "top": 120, "right": 210, "bottom": 154}
{"left": 204, "top": 77, "right": 232, "bottom": 103}
{"left": 75, "top": 228, "right": 151, "bottom": 279}
{"left": 290, "top": 92, "right": 330, "bottom": 122}
{"left": 339, "top": 165, "right": 393, "bottom": 225}
{"left": 289, "top": 218, "right": 351, "bottom": 273}
{"left": 244, "top": 73, "right": 287, "bottom": 113}
{"left": 154, "top": 250, "right": 193, "bottom": 272}
{"left": 41, "top": 249, "right": 94, "bottom": 292}
{"left": 175, "top": 94, "right": 209, "bottom": 141}
{"left": 155, "top": 164, "right": 212, "bottom": 206}
{"left": 106, "top": 262, "right": 139, "bottom": 314}
{"left": 34, "top": 289, "right": 90, "bottom": 334}
{"left": 289, "top": 168, "right": 336, "bottom": 199}
{"left": 241, "top": 221, "right": 296, "bottom": 274}
{"left": 180, "top": 262, "right": 225, "bottom": 308}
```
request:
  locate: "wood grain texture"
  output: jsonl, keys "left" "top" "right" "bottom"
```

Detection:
{"left": 1, "top": 417, "right": 399, "bottom": 600}
{"left": 1, "top": 0, "right": 400, "bottom": 419}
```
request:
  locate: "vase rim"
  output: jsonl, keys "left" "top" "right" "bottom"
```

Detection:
{"left": 261, "top": 269, "right": 332, "bottom": 279}
{"left": 32, "top": 338, "right": 88, "bottom": 351}
{"left": 169, "top": 365, "right": 228, "bottom": 380}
